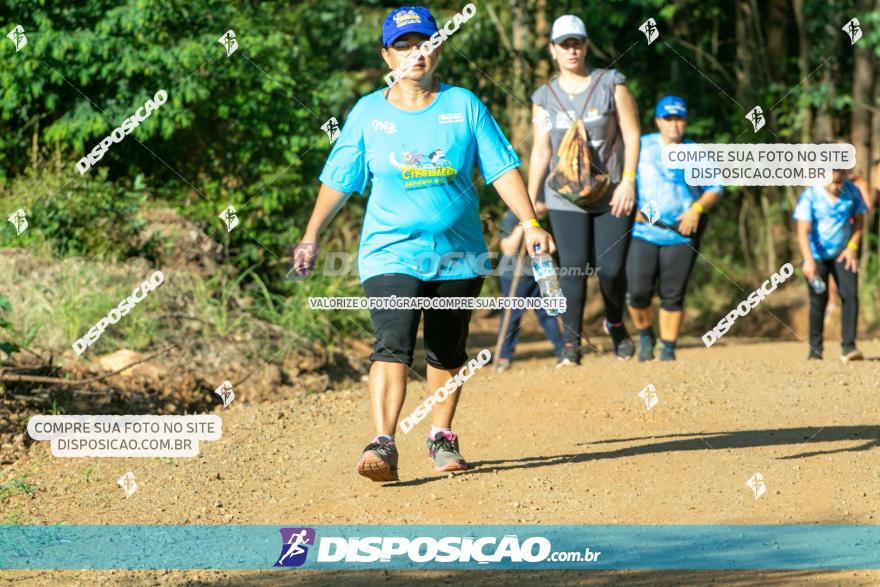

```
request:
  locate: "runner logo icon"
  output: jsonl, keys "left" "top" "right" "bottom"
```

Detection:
{"left": 275, "top": 527, "right": 316, "bottom": 567}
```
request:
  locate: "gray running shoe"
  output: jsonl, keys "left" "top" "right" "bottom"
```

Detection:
{"left": 556, "top": 343, "right": 581, "bottom": 368}
{"left": 357, "top": 436, "right": 399, "bottom": 482}
{"left": 427, "top": 431, "right": 468, "bottom": 472}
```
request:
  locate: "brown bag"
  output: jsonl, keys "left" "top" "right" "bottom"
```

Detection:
{"left": 545, "top": 69, "right": 619, "bottom": 209}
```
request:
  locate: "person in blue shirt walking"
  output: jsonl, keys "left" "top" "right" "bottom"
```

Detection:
{"left": 793, "top": 164, "right": 866, "bottom": 362}
{"left": 293, "top": 6, "right": 555, "bottom": 483}
{"left": 626, "top": 96, "right": 723, "bottom": 361}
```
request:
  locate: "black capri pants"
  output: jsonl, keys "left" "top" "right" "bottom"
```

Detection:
{"left": 362, "top": 273, "right": 483, "bottom": 369}
{"left": 626, "top": 238, "right": 698, "bottom": 312}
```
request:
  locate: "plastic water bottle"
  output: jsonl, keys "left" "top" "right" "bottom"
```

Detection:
{"left": 810, "top": 276, "right": 827, "bottom": 294}
{"left": 531, "top": 245, "right": 564, "bottom": 317}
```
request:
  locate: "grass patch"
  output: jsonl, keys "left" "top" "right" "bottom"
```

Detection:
{"left": 0, "top": 474, "right": 38, "bottom": 502}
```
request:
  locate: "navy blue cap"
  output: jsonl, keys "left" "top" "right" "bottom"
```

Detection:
{"left": 655, "top": 95, "right": 688, "bottom": 118}
{"left": 382, "top": 6, "right": 438, "bottom": 46}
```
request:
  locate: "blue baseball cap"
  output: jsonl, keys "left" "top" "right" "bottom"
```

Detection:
{"left": 382, "top": 6, "right": 438, "bottom": 46}
{"left": 655, "top": 95, "right": 688, "bottom": 118}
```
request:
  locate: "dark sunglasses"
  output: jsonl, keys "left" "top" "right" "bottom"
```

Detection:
{"left": 386, "top": 39, "right": 431, "bottom": 52}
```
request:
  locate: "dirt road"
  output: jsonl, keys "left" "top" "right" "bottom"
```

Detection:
{"left": 3, "top": 335, "right": 880, "bottom": 585}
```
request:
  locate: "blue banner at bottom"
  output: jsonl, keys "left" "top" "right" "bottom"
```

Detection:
{"left": 2, "top": 525, "right": 880, "bottom": 570}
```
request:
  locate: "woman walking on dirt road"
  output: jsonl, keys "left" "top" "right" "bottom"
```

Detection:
{"left": 293, "top": 6, "right": 554, "bottom": 482}
{"left": 529, "top": 14, "right": 642, "bottom": 366}
{"left": 625, "top": 96, "right": 723, "bottom": 361}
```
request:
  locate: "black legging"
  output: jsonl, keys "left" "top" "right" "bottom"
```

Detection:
{"left": 808, "top": 258, "right": 859, "bottom": 350}
{"left": 548, "top": 208, "right": 633, "bottom": 346}
{"left": 626, "top": 239, "right": 698, "bottom": 311}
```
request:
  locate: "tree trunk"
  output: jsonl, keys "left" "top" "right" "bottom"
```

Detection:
{"left": 509, "top": 0, "right": 529, "bottom": 159}
{"left": 791, "top": 0, "right": 812, "bottom": 141}
{"left": 851, "top": 0, "right": 874, "bottom": 178}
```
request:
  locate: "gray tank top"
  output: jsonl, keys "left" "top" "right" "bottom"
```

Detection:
{"left": 531, "top": 68, "right": 626, "bottom": 214}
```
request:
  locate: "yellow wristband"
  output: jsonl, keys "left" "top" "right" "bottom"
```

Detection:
{"left": 521, "top": 218, "right": 540, "bottom": 229}
{"left": 847, "top": 240, "right": 859, "bottom": 251}
{"left": 691, "top": 202, "right": 705, "bottom": 214}
{"left": 622, "top": 170, "right": 636, "bottom": 180}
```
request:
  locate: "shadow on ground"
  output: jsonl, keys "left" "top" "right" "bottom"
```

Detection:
{"left": 387, "top": 425, "right": 880, "bottom": 488}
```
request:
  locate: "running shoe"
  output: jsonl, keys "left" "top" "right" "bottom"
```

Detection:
{"left": 494, "top": 358, "right": 511, "bottom": 372}
{"left": 356, "top": 436, "right": 399, "bottom": 482}
{"left": 841, "top": 347, "right": 864, "bottom": 363}
{"left": 638, "top": 332, "right": 656, "bottom": 362}
{"left": 807, "top": 348, "right": 823, "bottom": 360}
{"left": 556, "top": 342, "right": 581, "bottom": 368}
{"left": 660, "top": 345, "right": 676, "bottom": 361}
{"left": 427, "top": 431, "right": 468, "bottom": 472}
{"left": 604, "top": 320, "right": 635, "bottom": 360}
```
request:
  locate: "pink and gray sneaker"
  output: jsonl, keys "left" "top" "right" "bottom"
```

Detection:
{"left": 427, "top": 431, "right": 469, "bottom": 472}
{"left": 357, "top": 435, "right": 399, "bottom": 482}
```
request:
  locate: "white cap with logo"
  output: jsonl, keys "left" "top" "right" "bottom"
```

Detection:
{"left": 551, "top": 15, "right": 588, "bottom": 43}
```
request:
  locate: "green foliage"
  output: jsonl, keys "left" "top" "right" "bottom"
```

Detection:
{"left": 1, "top": 169, "right": 158, "bottom": 260}
{"left": 0, "top": 295, "right": 19, "bottom": 359}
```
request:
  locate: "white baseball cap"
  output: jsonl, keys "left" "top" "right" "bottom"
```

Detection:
{"left": 551, "top": 15, "right": 588, "bottom": 43}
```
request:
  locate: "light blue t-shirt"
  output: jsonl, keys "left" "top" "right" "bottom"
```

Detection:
{"left": 633, "top": 133, "right": 723, "bottom": 246}
{"left": 792, "top": 181, "right": 867, "bottom": 260}
{"left": 319, "top": 84, "right": 521, "bottom": 283}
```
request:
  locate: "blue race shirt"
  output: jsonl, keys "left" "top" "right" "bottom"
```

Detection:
{"left": 633, "top": 133, "right": 723, "bottom": 246}
{"left": 319, "top": 84, "right": 521, "bottom": 283}
{"left": 792, "top": 181, "right": 867, "bottom": 260}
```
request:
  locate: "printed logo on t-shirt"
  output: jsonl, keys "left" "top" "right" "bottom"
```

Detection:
{"left": 371, "top": 119, "right": 398, "bottom": 134}
{"left": 438, "top": 112, "right": 465, "bottom": 124}
{"left": 389, "top": 148, "right": 458, "bottom": 190}
{"left": 584, "top": 107, "right": 603, "bottom": 122}
{"left": 555, "top": 111, "right": 575, "bottom": 129}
